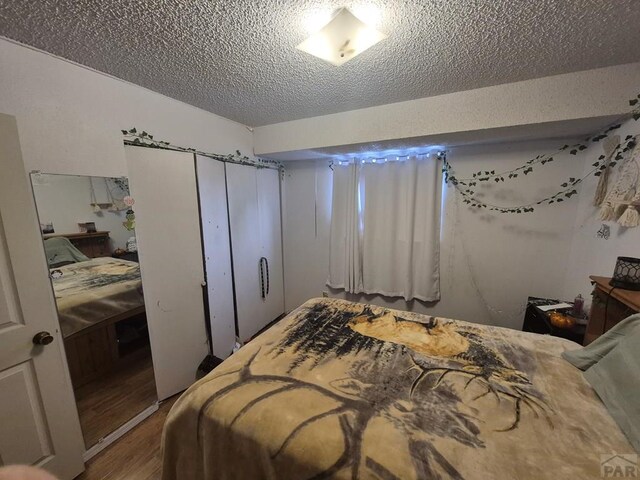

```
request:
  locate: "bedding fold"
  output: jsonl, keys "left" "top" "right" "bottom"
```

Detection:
{"left": 562, "top": 313, "right": 640, "bottom": 370}
{"left": 562, "top": 313, "right": 640, "bottom": 452}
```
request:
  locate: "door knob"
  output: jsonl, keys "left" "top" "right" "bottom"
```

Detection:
{"left": 33, "top": 331, "right": 54, "bottom": 346}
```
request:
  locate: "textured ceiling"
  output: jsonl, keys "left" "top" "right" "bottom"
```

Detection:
{"left": 1, "top": 1, "right": 639, "bottom": 127}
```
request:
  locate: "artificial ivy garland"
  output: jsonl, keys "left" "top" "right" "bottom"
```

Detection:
{"left": 121, "top": 128, "right": 283, "bottom": 172}
{"left": 441, "top": 94, "right": 640, "bottom": 214}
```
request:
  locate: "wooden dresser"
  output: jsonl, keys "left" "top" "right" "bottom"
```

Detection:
{"left": 43, "top": 231, "right": 111, "bottom": 258}
{"left": 584, "top": 275, "right": 640, "bottom": 345}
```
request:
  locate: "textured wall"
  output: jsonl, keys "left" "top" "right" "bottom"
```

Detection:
{"left": 0, "top": 38, "right": 252, "bottom": 177}
{"left": 281, "top": 138, "right": 587, "bottom": 330}
{"left": 562, "top": 117, "right": 640, "bottom": 301}
{"left": 254, "top": 62, "right": 640, "bottom": 157}
{"left": 32, "top": 175, "right": 133, "bottom": 251}
{"left": 1, "top": 0, "right": 639, "bottom": 126}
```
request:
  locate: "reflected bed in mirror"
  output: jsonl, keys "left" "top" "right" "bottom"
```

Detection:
{"left": 30, "top": 173, "right": 156, "bottom": 451}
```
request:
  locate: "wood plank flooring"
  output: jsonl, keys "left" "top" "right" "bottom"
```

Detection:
{"left": 76, "top": 395, "right": 179, "bottom": 480}
{"left": 75, "top": 353, "right": 157, "bottom": 448}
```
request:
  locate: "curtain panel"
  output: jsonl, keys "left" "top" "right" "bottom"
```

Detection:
{"left": 328, "top": 156, "right": 441, "bottom": 301}
{"left": 327, "top": 162, "right": 363, "bottom": 293}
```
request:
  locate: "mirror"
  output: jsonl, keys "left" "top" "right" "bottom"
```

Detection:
{"left": 30, "top": 173, "right": 157, "bottom": 450}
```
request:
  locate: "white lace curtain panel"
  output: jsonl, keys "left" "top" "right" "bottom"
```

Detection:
{"left": 328, "top": 156, "right": 442, "bottom": 301}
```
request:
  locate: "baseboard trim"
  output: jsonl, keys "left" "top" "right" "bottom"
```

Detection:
{"left": 83, "top": 402, "right": 159, "bottom": 462}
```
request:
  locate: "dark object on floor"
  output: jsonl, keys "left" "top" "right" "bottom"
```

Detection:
{"left": 196, "top": 354, "right": 224, "bottom": 379}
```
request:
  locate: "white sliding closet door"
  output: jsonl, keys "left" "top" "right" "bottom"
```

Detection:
{"left": 226, "top": 163, "right": 284, "bottom": 341}
{"left": 256, "top": 168, "right": 285, "bottom": 324}
{"left": 226, "top": 163, "right": 262, "bottom": 341}
{"left": 196, "top": 155, "right": 236, "bottom": 359}
{"left": 125, "top": 147, "right": 208, "bottom": 400}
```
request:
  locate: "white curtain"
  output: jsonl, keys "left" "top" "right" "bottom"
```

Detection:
{"left": 328, "top": 156, "right": 441, "bottom": 301}
{"left": 327, "top": 163, "right": 363, "bottom": 292}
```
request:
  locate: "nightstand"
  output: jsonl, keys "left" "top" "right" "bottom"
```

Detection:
{"left": 584, "top": 276, "right": 640, "bottom": 345}
{"left": 522, "top": 297, "right": 586, "bottom": 344}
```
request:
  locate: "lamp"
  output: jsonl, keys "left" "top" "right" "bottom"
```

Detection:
{"left": 296, "top": 8, "right": 387, "bottom": 66}
{"left": 610, "top": 256, "right": 640, "bottom": 291}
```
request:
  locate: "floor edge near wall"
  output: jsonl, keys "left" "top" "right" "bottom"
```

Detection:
{"left": 83, "top": 402, "right": 159, "bottom": 462}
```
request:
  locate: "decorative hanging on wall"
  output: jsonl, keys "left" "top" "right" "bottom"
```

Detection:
{"left": 599, "top": 141, "right": 640, "bottom": 227}
{"left": 593, "top": 135, "right": 620, "bottom": 206}
{"left": 122, "top": 196, "right": 136, "bottom": 231}
{"left": 106, "top": 177, "right": 130, "bottom": 211}
{"left": 597, "top": 223, "right": 611, "bottom": 239}
{"left": 121, "top": 128, "right": 283, "bottom": 174}
{"left": 442, "top": 93, "right": 640, "bottom": 218}
{"left": 88, "top": 177, "right": 102, "bottom": 212}
{"left": 103, "top": 177, "right": 118, "bottom": 212}
{"left": 123, "top": 209, "right": 136, "bottom": 231}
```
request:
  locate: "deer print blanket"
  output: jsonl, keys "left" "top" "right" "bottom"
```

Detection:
{"left": 51, "top": 257, "right": 144, "bottom": 338}
{"left": 162, "top": 298, "right": 632, "bottom": 480}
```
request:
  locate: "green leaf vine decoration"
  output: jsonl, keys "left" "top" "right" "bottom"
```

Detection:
{"left": 121, "top": 128, "right": 283, "bottom": 174}
{"left": 442, "top": 93, "right": 640, "bottom": 214}
{"left": 112, "top": 177, "right": 129, "bottom": 192}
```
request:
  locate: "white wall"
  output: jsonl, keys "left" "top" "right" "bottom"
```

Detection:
{"left": 281, "top": 159, "right": 333, "bottom": 313}
{"left": 255, "top": 63, "right": 640, "bottom": 157}
{"left": 32, "top": 174, "right": 132, "bottom": 250}
{"left": 0, "top": 38, "right": 252, "bottom": 179}
{"left": 4, "top": 36, "right": 638, "bottom": 332}
{"left": 283, "top": 138, "right": 592, "bottom": 330}
{"left": 562, "top": 117, "right": 640, "bottom": 302}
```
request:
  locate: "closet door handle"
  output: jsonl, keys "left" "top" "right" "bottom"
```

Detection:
{"left": 265, "top": 258, "right": 270, "bottom": 296}
{"left": 259, "top": 257, "right": 267, "bottom": 299}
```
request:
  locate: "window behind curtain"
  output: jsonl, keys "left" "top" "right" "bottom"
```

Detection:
{"left": 328, "top": 156, "right": 441, "bottom": 301}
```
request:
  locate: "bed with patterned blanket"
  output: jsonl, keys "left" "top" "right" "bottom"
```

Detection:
{"left": 162, "top": 298, "right": 633, "bottom": 480}
{"left": 51, "top": 257, "right": 144, "bottom": 338}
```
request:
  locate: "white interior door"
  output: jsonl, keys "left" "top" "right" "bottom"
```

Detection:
{"left": 0, "top": 114, "right": 85, "bottom": 478}
{"left": 196, "top": 155, "right": 236, "bottom": 359}
{"left": 256, "top": 168, "right": 285, "bottom": 323}
{"left": 125, "top": 147, "right": 208, "bottom": 400}
{"left": 225, "top": 163, "right": 263, "bottom": 341}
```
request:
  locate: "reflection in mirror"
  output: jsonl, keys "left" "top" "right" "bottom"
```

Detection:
{"left": 30, "top": 173, "right": 157, "bottom": 451}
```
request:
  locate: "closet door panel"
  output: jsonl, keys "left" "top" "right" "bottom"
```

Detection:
{"left": 125, "top": 147, "right": 208, "bottom": 400}
{"left": 257, "top": 168, "right": 285, "bottom": 323}
{"left": 196, "top": 155, "right": 236, "bottom": 359}
{"left": 225, "top": 163, "right": 263, "bottom": 341}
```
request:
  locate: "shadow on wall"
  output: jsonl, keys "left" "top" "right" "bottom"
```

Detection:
{"left": 470, "top": 210, "right": 561, "bottom": 240}
{"left": 501, "top": 224, "right": 561, "bottom": 240}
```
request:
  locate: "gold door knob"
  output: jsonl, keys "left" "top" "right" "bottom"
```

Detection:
{"left": 33, "top": 331, "right": 54, "bottom": 346}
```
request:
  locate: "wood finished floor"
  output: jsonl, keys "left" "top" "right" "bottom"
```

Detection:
{"left": 75, "top": 353, "right": 157, "bottom": 449}
{"left": 76, "top": 394, "right": 179, "bottom": 480}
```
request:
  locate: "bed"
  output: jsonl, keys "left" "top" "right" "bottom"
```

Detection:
{"left": 162, "top": 298, "right": 634, "bottom": 480}
{"left": 45, "top": 237, "right": 147, "bottom": 387}
{"left": 51, "top": 256, "right": 144, "bottom": 338}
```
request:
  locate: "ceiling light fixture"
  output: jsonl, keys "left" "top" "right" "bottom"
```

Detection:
{"left": 296, "top": 8, "right": 387, "bottom": 66}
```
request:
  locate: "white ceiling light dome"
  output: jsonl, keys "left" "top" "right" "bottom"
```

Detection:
{"left": 296, "top": 7, "right": 387, "bottom": 66}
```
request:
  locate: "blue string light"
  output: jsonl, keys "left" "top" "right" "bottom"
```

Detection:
{"left": 333, "top": 148, "right": 445, "bottom": 165}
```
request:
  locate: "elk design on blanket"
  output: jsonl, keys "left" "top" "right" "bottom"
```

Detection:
{"left": 172, "top": 299, "right": 555, "bottom": 480}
